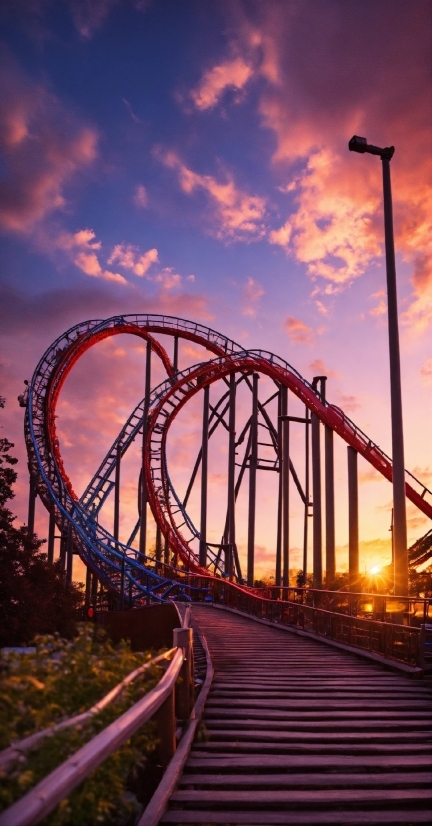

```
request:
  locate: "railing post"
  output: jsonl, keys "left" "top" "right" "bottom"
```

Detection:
{"left": 173, "top": 627, "right": 194, "bottom": 722}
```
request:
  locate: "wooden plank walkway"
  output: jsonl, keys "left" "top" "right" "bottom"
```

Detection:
{"left": 161, "top": 605, "right": 432, "bottom": 825}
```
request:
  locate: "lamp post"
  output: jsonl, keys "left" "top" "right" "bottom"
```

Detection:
{"left": 348, "top": 135, "right": 408, "bottom": 596}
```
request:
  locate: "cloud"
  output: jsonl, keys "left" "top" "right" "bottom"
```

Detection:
{"left": 157, "top": 149, "right": 266, "bottom": 240}
{"left": 52, "top": 228, "right": 127, "bottom": 284}
{"left": 309, "top": 359, "right": 340, "bottom": 379}
{"left": 0, "top": 51, "right": 98, "bottom": 233}
{"left": 133, "top": 184, "right": 148, "bottom": 208}
{"left": 207, "top": 3, "right": 431, "bottom": 309}
{"left": 191, "top": 57, "right": 253, "bottom": 110}
{"left": 283, "top": 316, "right": 315, "bottom": 345}
{"left": 242, "top": 277, "right": 264, "bottom": 317}
{"left": 108, "top": 243, "right": 158, "bottom": 276}
{"left": 269, "top": 149, "right": 381, "bottom": 286}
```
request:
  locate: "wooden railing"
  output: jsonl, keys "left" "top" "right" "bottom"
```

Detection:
{"left": 0, "top": 610, "right": 196, "bottom": 826}
{"left": 164, "top": 573, "right": 428, "bottom": 670}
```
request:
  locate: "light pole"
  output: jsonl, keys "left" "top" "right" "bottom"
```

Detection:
{"left": 348, "top": 135, "right": 408, "bottom": 596}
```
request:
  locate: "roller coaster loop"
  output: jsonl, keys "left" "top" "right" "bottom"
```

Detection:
{"left": 24, "top": 314, "right": 432, "bottom": 605}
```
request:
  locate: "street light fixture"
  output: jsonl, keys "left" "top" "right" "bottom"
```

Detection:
{"left": 349, "top": 135, "right": 408, "bottom": 596}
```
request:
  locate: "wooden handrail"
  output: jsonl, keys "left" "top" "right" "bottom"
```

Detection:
{"left": 0, "top": 648, "right": 177, "bottom": 771}
{"left": 0, "top": 649, "right": 184, "bottom": 826}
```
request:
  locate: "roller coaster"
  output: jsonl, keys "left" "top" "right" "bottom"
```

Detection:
{"left": 23, "top": 314, "right": 432, "bottom": 605}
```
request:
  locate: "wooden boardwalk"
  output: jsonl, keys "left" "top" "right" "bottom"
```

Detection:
{"left": 161, "top": 604, "right": 432, "bottom": 825}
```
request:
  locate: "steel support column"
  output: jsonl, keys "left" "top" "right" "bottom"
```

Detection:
{"left": 348, "top": 446, "right": 359, "bottom": 589}
{"left": 226, "top": 372, "right": 236, "bottom": 579}
{"left": 311, "top": 412, "right": 322, "bottom": 587}
{"left": 173, "top": 335, "right": 179, "bottom": 374}
{"left": 199, "top": 384, "right": 209, "bottom": 568}
{"left": 139, "top": 341, "right": 152, "bottom": 558}
{"left": 114, "top": 443, "right": 121, "bottom": 543}
{"left": 66, "top": 523, "right": 73, "bottom": 584}
{"left": 47, "top": 511, "right": 55, "bottom": 564}
{"left": 164, "top": 532, "right": 170, "bottom": 565}
{"left": 247, "top": 374, "right": 258, "bottom": 586}
{"left": 275, "top": 388, "right": 283, "bottom": 587}
{"left": 114, "top": 443, "right": 125, "bottom": 608}
{"left": 302, "top": 405, "right": 310, "bottom": 582}
{"left": 325, "top": 425, "right": 336, "bottom": 585}
{"left": 156, "top": 524, "right": 162, "bottom": 562}
{"left": 281, "top": 386, "right": 290, "bottom": 587}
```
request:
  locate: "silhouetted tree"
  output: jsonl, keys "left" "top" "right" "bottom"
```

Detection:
{"left": 0, "top": 407, "right": 83, "bottom": 646}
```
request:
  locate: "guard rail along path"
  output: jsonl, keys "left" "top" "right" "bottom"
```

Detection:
{"left": 0, "top": 606, "right": 213, "bottom": 826}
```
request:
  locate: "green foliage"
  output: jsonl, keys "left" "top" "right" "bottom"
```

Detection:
{"left": 0, "top": 624, "right": 164, "bottom": 824}
{"left": 0, "top": 430, "right": 83, "bottom": 646}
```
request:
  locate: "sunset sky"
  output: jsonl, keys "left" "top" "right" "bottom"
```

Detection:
{"left": 1, "top": 0, "right": 431, "bottom": 583}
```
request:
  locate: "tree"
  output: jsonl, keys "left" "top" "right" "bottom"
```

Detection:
{"left": 0, "top": 410, "right": 83, "bottom": 647}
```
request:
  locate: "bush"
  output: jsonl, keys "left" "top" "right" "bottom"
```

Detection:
{"left": 0, "top": 624, "right": 163, "bottom": 824}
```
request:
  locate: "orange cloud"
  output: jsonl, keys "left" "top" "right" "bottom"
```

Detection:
{"left": 157, "top": 149, "right": 266, "bottom": 240}
{"left": 0, "top": 55, "right": 98, "bottom": 233}
{"left": 284, "top": 316, "right": 315, "bottom": 345}
{"left": 270, "top": 149, "right": 381, "bottom": 285}
{"left": 191, "top": 57, "right": 253, "bottom": 110}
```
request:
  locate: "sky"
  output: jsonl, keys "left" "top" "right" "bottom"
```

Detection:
{"left": 0, "top": 0, "right": 431, "bottom": 583}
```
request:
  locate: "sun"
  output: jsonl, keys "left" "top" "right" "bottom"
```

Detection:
{"left": 369, "top": 564, "right": 382, "bottom": 575}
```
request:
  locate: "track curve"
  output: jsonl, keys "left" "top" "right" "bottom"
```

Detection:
{"left": 24, "top": 315, "right": 432, "bottom": 604}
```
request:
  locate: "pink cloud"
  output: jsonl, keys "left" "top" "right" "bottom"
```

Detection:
{"left": 191, "top": 57, "right": 253, "bottom": 110}
{"left": 283, "top": 315, "right": 315, "bottom": 345}
{"left": 157, "top": 149, "right": 266, "bottom": 241}
{"left": 242, "top": 277, "right": 264, "bottom": 317}
{"left": 0, "top": 53, "right": 98, "bottom": 233}
{"left": 52, "top": 228, "right": 127, "bottom": 284}
{"left": 108, "top": 243, "right": 159, "bottom": 276}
